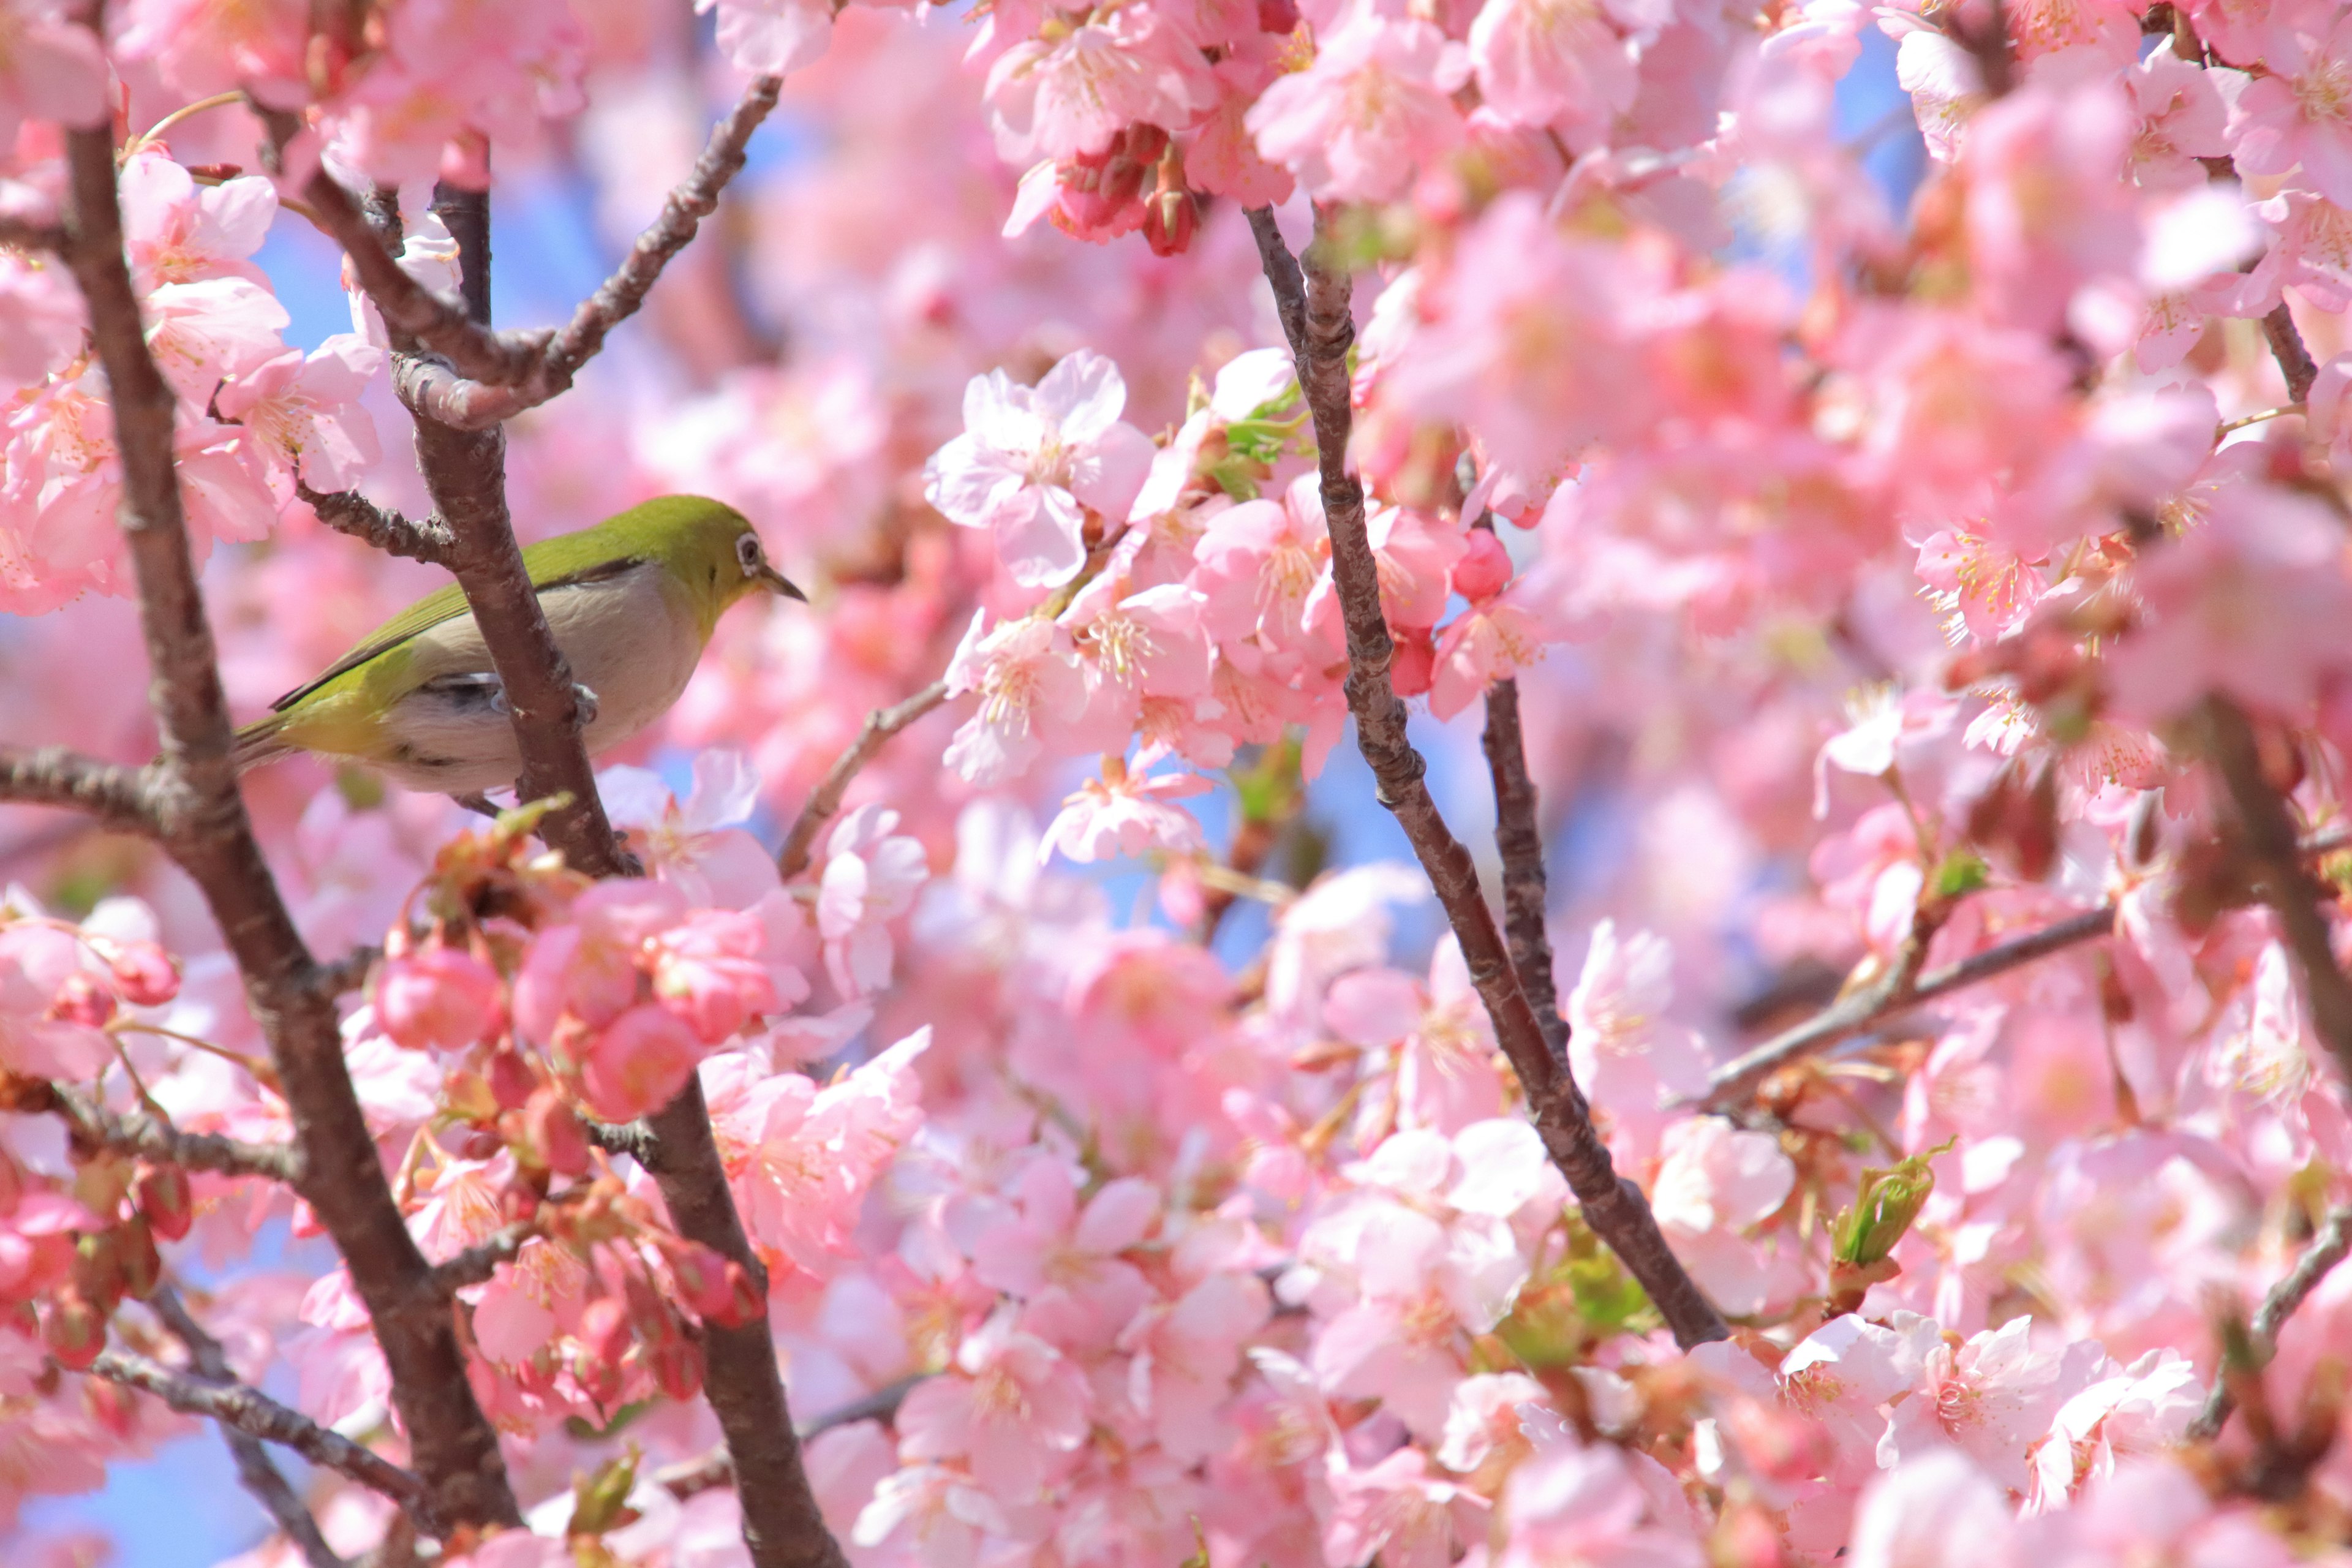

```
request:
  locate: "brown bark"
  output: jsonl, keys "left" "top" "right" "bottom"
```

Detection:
{"left": 1248, "top": 205, "right": 1728, "bottom": 1349}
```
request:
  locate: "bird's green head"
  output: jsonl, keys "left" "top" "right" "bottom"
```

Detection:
{"left": 599, "top": 494, "right": 807, "bottom": 628}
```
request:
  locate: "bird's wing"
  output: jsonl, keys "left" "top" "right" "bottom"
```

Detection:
{"left": 266, "top": 547, "right": 649, "bottom": 714}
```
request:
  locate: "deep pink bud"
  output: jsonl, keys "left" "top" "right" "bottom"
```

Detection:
{"left": 41, "top": 1288, "right": 106, "bottom": 1370}
{"left": 132, "top": 1161, "right": 194, "bottom": 1243}
{"left": 376, "top": 947, "right": 503, "bottom": 1052}
{"left": 1451, "top": 529, "right": 1513, "bottom": 603}
{"left": 486, "top": 1049, "right": 536, "bottom": 1113}
{"left": 576, "top": 1005, "right": 701, "bottom": 1124}
{"left": 107, "top": 941, "right": 179, "bottom": 1008}
{"left": 646, "top": 1338, "right": 704, "bottom": 1403}
{"left": 1144, "top": 187, "right": 1197, "bottom": 258}
{"left": 664, "top": 1238, "right": 734, "bottom": 1321}
{"left": 524, "top": 1089, "right": 590, "bottom": 1180}
{"left": 45, "top": 971, "right": 114, "bottom": 1030}
{"left": 579, "top": 1295, "right": 633, "bottom": 1363}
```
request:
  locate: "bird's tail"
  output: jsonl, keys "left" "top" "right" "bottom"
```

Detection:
{"left": 230, "top": 716, "right": 293, "bottom": 774}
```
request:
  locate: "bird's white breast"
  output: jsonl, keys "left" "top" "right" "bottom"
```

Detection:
{"left": 375, "top": 562, "right": 706, "bottom": 795}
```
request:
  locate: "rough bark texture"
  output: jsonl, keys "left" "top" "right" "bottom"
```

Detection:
{"left": 1248, "top": 205, "right": 1728, "bottom": 1349}
{"left": 2262, "top": 303, "right": 2320, "bottom": 402}
{"left": 295, "top": 482, "right": 456, "bottom": 565}
{"left": 90, "top": 1348, "right": 429, "bottom": 1514}
{"left": 646, "top": 1080, "right": 849, "bottom": 1568}
{"left": 42, "top": 1081, "right": 300, "bottom": 1182}
{"left": 1478, "top": 675, "right": 1567, "bottom": 1060}
{"left": 0, "top": 746, "right": 159, "bottom": 832}
{"left": 59, "top": 120, "right": 522, "bottom": 1536}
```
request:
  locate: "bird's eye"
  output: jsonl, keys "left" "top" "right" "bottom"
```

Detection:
{"left": 736, "top": 535, "right": 761, "bottom": 571}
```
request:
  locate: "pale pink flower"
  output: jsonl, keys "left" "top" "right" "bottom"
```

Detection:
{"left": 1060, "top": 575, "right": 1215, "bottom": 738}
{"left": 924, "top": 350, "right": 1156, "bottom": 588}
{"left": 941, "top": 612, "right": 1090, "bottom": 785}
{"left": 577, "top": 1002, "right": 702, "bottom": 1123}
{"left": 1322, "top": 1446, "right": 1490, "bottom": 1568}
{"left": 1246, "top": 15, "right": 1470, "bottom": 203}
{"left": 1814, "top": 684, "right": 1961, "bottom": 814}
{"left": 2125, "top": 42, "right": 2234, "bottom": 190}
{"left": 816, "top": 804, "right": 928, "bottom": 997}
{"left": 344, "top": 212, "right": 461, "bottom": 349}
{"left": 1649, "top": 1117, "right": 1796, "bottom": 1317}
{"left": 1041, "top": 750, "right": 1210, "bottom": 864}
{"left": 513, "top": 880, "right": 690, "bottom": 1038}
{"left": 1495, "top": 1441, "right": 1702, "bottom": 1568}
{"left": 895, "top": 1308, "right": 1091, "bottom": 1499}
{"left": 600, "top": 750, "right": 784, "bottom": 910}
{"left": 1564, "top": 922, "right": 1709, "bottom": 1157}
{"left": 1467, "top": 0, "right": 1642, "bottom": 135}
{"left": 696, "top": 0, "right": 834, "bottom": 76}
{"left": 648, "top": 906, "right": 803, "bottom": 1044}
{"left": 0, "top": 2, "right": 103, "bottom": 143}
{"left": 1437, "top": 1370, "right": 1546, "bottom": 1472}
{"left": 2030, "top": 1349, "right": 2199, "bottom": 1503}
{"left": 2106, "top": 485, "right": 2352, "bottom": 724}
{"left": 1325, "top": 938, "right": 1509, "bottom": 1136}
{"left": 1120, "top": 1269, "right": 1272, "bottom": 1461}
{"left": 972, "top": 1158, "right": 1158, "bottom": 1341}
{"left": 215, "top": 336, "right": 385, "bottom": 492}
{"left": 1880, "top": 1316, "right": 2075, "bottom": 1490}
{"left": 111, "top": 0, "right": 306, "bottom": 103}
{"left": 1387, "top": 192, "right": 1654, "bottom": 481}
{"left": 851, "top": 1462, "right": 1021, "bottom": 1562}
{"left": 1428, "top": 585, "right": 1561, "bottom": 720}
{"left": 119, "top": 153, "right": 276, "bottom": 291}
{"left": 1847, "top": 1449, "right": 2016, "bottom": 1568}
{"left": 985, "top": 7, "right": 1217, "bottom": 161}
{"left": 1962, "top": 70, "right": 2136, "bottom": 333}
{"left": 2227, "top": 4, "right": 2352, "bottom": 206}
{"left": 0, "top": 920, "right": 114, "bottom": 1080}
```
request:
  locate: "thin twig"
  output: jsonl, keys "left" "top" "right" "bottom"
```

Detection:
{"left": 2191, "top": 1204, "right": 2352, "bottom": 1441}
{"left": 153, "top": 1287, "right": 347, "bottom": 1568}
{"left": 1703, "top": 904, "right": 2119, "bottom": 1107}
{"left": 583, "top": 1117, "right": 659, "bottom": 1164}
{"left": 653, "top": 1374, "right": 929, "bottom": 1499}
{"left": 427, "top": 1224, "right": 533, "bottom": 1294}
{"left": 777, "top": 681, "right": 950, "bottom": 879}
{"left": 2206, "top": 698, "right": 2352, "bottom": 1082}
{"left": 268, "top": 75, "right": 785, "bottom": 431}
{"left": 296, "top": 482, "right": 456, "bottom": 566}
{"left": 0, "top": 216, "right": 64, "bottom": 252}
{"left": 59, "top": 108, "right": 521, "bottom": 1532}
{"left": 0, "top": 746, "right": 159, "bottom": 834}
{"left": 1246, "top": 205, "right": 1727, "bottom": 1350}
{"left": 41, "top": 1080, "right": 301, "bottom": 1183}
{"left": 88, "top": 1349, "right": 430, "bottom": 1517}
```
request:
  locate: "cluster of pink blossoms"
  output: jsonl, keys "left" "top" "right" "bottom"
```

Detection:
{"left": 4, "top": 0, "right": 2352, "bottom": 1564}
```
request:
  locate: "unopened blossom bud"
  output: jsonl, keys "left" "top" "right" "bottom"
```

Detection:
{"left": 499, "top": 1185, "right": 540, "bottom": 1227}
{"left": 1257, "top": 0, "right": 1297, "bottom": 30}
{"left": 107, "top": 942, "right": 179, "bottom": 1008}
{"left": 663, "top": 1238, "right": 734, "bottom": 1321}
{"left": 568, "top": 1453, "right": 643, "bottom": 1537}
{"left": 486, "top": 1049, "right": 535, "bottom": 1113}
{"left": 1144, "top": 185, "right": 1197, "bottom": 258}
{"left": 115, "top": 1216, "right": 161, "bottom": 1299}
{"left": 577, "top": 1004, "right": 701, "bottom": 1125}
{"left": 523, "top": 1089, "right": 590, "bottom": 1180}
{"left": 41, "top": 1287, "right": 106, "bottom": 1370}
{"left": 45, "top": 971, "right": 115, "bottom": 1029}
{"left": 1451, "top": 529, "right": 1513, "bottom": 603}
{"left": 375, "top": 947, "right": 503, "bottom": 1052}
{"left": 718, "top": 1261, "right": 765, "bottom": 1329}
{"left": 132, "top": 1162, "right": 193, "bottom": 1243}
{"left": 72, "top": 1231, "right": 126, "bottom": 1311}
{"left": 578, "top": 1296, "right": 633, "bottom": 1365}
{"left": 1390, "top": 626, "right": 1437, "bottom": 698}
{"left": 1833, "top": 1141, "right": 1946, "bottom": 1270}
{"left": 646, "top": 1338, "right": 704, "bottom": 1403}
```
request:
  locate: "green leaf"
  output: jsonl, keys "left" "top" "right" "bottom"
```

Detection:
{"left": 1831, "top": 1138, "right": 1952, "bottom": 1268}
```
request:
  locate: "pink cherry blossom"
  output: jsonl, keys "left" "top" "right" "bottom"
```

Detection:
{"left": 816, "top": 804, "right": 928, "bottom": 997}
{"left": 1245, "top": 15, "right": 1469, "bottom": 203}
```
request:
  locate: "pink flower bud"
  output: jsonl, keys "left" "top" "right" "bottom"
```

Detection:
{"left": 1451, "top": 529, "right": 1513, "bottom": 603}
{"left": 576, "top": 1004, "right": 701, "bottom": 1125}
{"left": 376, "top": 948, "right": 503, "bottom": 1053}
{"left": 132, "top": 1162, "right": 193, "bottom": 1243}
{"left": 45, "top": 971, "right": 114, "bottom": 1029}
{"left": 486, "top": 1049, "right": 535, "bottom": 1113}
{"left": 107, "top": 941, "right": 179, "bottom": 1008}
{"left": 646, "top": 1338, "right": 703, "bottom": 1403}
{"left": 41, "top": 1287, "right": 105, "bottom": 1370}
{"left": 578, "top": 1296, "right": 632, "bottom": 1364}
{"left": 116, "top": 1216, "right": 161, "bottom": 1299}
{"left": 663, "top": 1238, "right": 734, "bottom": 1321}
{"left": 523, "top": 1089, "right": 590, "bottom": 1180}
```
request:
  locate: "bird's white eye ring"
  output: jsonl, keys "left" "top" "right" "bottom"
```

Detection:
{"left": 737, "top": 534, "right": 761, "bottom": 571}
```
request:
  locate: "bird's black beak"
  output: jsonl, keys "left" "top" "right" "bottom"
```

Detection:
{"left": 756, "top": 563, "right": 807, "bottom": 602}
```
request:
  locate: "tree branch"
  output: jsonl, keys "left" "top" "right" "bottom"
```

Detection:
{"left": 1246, "top": 205, "right": 1726, "bottom": 1349}
{"left": 40, "top": 1081, "right": 301, "bottom": 1183}
{"left": 2190, "top": 1202, "right": 2352, "bottom": 1441}
{"left": 0, "top": 745, "right": 159, "bottom": 833}
{"left": 271, "top": 75, "right": 785, "bottom": 431}
{"left": 88, "top": 1349, "right": 429, "bottom": 1520}
{"left": 2262, "top": 303, "right": 2320, "bottom": 404}
{"left": 426, "top": 1224, "right": 533, "bottom": 1294}
{"left": 642, "top": 1079, "right": 847, "bottom": 1568}
{"left": 582, "top": 1116, "right": 660, "bottom": 1164}
{"left": 153, "top": 1287, "right": 347, "bottom": 1568}
{"left": 777, "top": 680, "right": 950, "bottom": 879}
{"left": 0, "top": 216, "right": 64, "bottom": 252}
{"left": 295, "top": 482, "right": 455, "bottom": 566}
{"left": 59, "top": 116, "right": 521, "bottom": 1533}
{"left": 2206, "top": 698, "right": 2352, "bottom": 1082}
{"left": 1479, "top": 674, "right": 1566, "bottom": 1058}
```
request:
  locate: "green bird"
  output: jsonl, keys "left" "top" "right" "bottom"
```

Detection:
{"left": 235, "top": 495, "right": 805, "bottom": 802}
